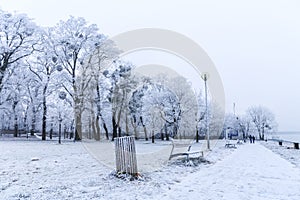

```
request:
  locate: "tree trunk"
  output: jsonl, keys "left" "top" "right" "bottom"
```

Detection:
{"left": 103, "top": 122, "right": 109, "bottom": 140}
{"left": 99, "top": 113, "right": 108, "bottom": 140}
{"left": 160, "top": 131, "right": 164, "bottom": 140}
{"left": 31, "top": 106, "right": 36, "bottom": 136}
{"left": 12, "top": 100, "right": 18, "bottom": 137}
{"left": 50, "top": 123, "right": 53, "bottom": 140}
{"left": 92, "top": 114, "right": 98, "bottom": 141}
{"left": 164, "top": 124, "right": 169, "bottom": 141}
{"left": 64, "top": 125, "right": 67, "bottom": 139}
{"left": 118, "top": 126, "right": 122, "bottom": 137}
{"left": 70, "top": 120, "right": 74, "bottom": 139}
{"left": 261, "top": 127, "right": 265, "bottom": 140}
{"left": 74, "top": 112, "right": 82, "bottom": 141}
{"left": 140, "top": 117, "right": 148, "bottom": 141}
{"left": 112, "top": 115, "right": 117, "bottom": 141}
{"left": 42, "top": 97, "right": 47, "bottom": 140}
{"left": 95, "top": 115, "right": 101, "bottom": 141}
{"left": 14, "top": 114, "right": 18, "bottom": 137}
{"left": 125, "top": 113, "right": 129, "bottom": 136}
{"left": 152, "top": 130, "right": 155, "bottom": 143}
{"left": 131, "top": 118, "right": 138, "bottom": 140}
{"left": 88, "top": 118, "right": 92, "bottom": 139}
{"left": 143, "top": 125, "right": 148, "bottom": 141}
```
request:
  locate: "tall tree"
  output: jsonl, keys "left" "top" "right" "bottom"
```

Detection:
{"left": 26, "top": 28, "right": 57, "bottom": 140}
{"left": 52, "top": 16, "right": 104, "bottom": 140}
{"left": 0, "top": 9, "right": 38, "bottom": 93}
{"left": 105, "top": 61, "right": 135, "bottom": 141}
{"left": 247, "top": 106, "right": 277, "bottom": 140}
{"left": 87, "top": 39, "right": 120, "bottom": 140}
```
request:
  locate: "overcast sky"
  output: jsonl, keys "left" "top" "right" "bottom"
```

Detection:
{"left": 1, "top": 0, "right": 300, "bottom": 131}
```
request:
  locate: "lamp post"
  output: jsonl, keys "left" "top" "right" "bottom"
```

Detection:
{"left": 201, "top": 73, "right": 210, "bottom": 150}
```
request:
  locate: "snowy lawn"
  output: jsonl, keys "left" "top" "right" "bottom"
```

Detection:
{"left": 261, "top": 140, "right": 300, "bottom": 168}
{"left": 1, "top": 138, "right": 300, "bottom": 200}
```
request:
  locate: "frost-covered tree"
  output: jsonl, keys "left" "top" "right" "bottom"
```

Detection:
{"left": 104, "top": 61, "right": 136, "bottom": 141}
{"left": 86, "top": 39, "right": 120, "bottom": 140}
{"left": 1, "top": 63, "right": 30, "bottom": 136}
{"left": 25, "top": 70, "right": 43, "bottom": 136}
{"left": 223, "top": 113, "right": 240, "bottom": 138}
{"left": 26, "top": 28, "right": 59, "bottom": 140}
{"left": 246, "top": 106, "right": 277, "bottom": 140}
{"left": 166, "top": 76, "right": 197, "bottom": 139}
{"left": 129, "top": 80, "right": 181, "bottom": 140}
{"left": 0, "top": 9, "right": 38, "bottom": 93}
{"left": 52, "top": 16, "right": 104, "bottom": 140}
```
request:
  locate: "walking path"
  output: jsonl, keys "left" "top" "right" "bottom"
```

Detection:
{"left": 159, "top": 143, "right": 300, "bottom": 200}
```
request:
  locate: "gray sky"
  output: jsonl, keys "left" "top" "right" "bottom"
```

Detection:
{"left": 1, "top": 0, "right": 300, "bottom": 131}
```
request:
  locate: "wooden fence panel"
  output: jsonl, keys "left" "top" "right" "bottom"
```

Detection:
{"left": 115, "top": 136, "right": 138, "bottom": 175}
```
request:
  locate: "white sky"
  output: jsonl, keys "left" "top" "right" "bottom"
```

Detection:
{"left": 1, "top": 0, "right": 300, "bottom": 131}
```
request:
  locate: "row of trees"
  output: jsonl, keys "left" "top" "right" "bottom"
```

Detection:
{"left": 223, "top": 106, "right": 277, "bottom": 140}
{"left": 0, "top": 9, "right": 216, "bottom": 142}
{"left": 0, "top": 9, "right": 118, "bottom": 140}
{"left": 0, "top": 9, "right": 277, "bottom": 142}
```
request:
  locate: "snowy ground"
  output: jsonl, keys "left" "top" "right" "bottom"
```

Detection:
{"left": 1, "top": 137, "right": 300, "bottom": 200}
{"left": 262, "top": 140, "right": 300, "bottom": 168}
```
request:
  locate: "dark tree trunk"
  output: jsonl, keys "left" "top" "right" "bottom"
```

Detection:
{"left": 99, "top": 113, "right": 109, "bottom": 140}
{"left": 95, "top": 115, "right": 101, "bottom": 141}
{"left": 161, "top": 131, "right": 164, "bottom": 140}
{"left": 12, "top": 100, "right": 18, "bottom": 137}
{"left": 14, "top": 114, "right": 18, "bottom": 137}
{"left": 50, "top": 123, "right": 53, "bottom": 140}
{"left": 31, "top": 106, "right": 36, "bottom": 136}
{"left": 152, "top": 130, "right": 155, "bottom": 143}
{"left": 112, "top": 115, "right": 117, "bottom": 141}
{"left": 164, "top": 124, "right": 169, "bottom": 141}
{"left": 131, "top": 117, "right": 138, "bottom": 140}
{"left": 118, "top": 126, "right": 122, "bottom": 137}
{"left": 42, "top": 97, "right": 47, "bottom": 140}
{"left": 70, "top": 120, "right": 74, "bottom": 139}
{"left": 140, "top": 117, "right": 148, "bottom": 141}
{"left": 74, "top": 112, "right": 82, "bottom": 141}
{"left": 64, "top": 125, "right": 67, "bottom": 139}
{"left": 103, "top": 122, "right": 109, "bottom": 140}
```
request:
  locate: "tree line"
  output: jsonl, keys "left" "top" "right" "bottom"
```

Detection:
{"left": 0, "top": 9, "right": 277, "bottom": 142}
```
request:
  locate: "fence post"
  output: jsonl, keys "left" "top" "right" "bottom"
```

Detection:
{"left": 115, "top": 136, "right": 138, "bottom": 176}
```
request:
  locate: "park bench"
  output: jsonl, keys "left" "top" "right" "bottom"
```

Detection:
{"left": 277, "top": 140, "right": 299, "bottom": 150}
{"left": 225, "top": 140, "right": 237, "bottom": 148}
{"left": 169, "top": 139, "right": 204, "bottom": 161}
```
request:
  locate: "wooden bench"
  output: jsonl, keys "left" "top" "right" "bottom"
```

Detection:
{"left": 277, "top": 140, "right": 299, "bottom": 150}
{"left": 225, "top": 140, "right": 237, "bottom": 148}
{"left": 225, "top": 143, "right": 236, "bottom": 148}
{"left": 169, "top": 139, "right": 204, "bottom": 161}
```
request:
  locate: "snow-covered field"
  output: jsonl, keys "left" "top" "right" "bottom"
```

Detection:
{"left": 262, "top": 140, "right": 300, "bottom": 168}
{"left": 1, "top": 137, "right": 300, "bottom": 200}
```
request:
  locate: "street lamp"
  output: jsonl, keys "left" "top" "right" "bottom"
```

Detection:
{"left": 201, "top": 72, "right": 210, "bottom": 150}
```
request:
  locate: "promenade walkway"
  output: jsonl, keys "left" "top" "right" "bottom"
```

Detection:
{"left": 161, "top": 143, "right": 300, "bottom": 200}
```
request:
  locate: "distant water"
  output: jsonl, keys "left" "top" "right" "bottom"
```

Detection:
{"left": 269, "top": 132, "right": 300, "bottom": 142}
